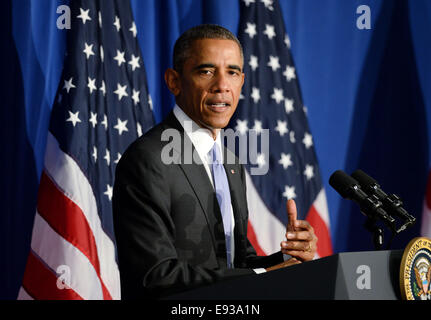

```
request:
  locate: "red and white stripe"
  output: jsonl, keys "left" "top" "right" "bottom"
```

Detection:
{"left": 305, "top": 189, "right": 333, "bottom": 258}
{"left": 18, "top": 133, "right": 121, "bottom": 300}
{"left": 245, "top": 171, "right": 333, "bottom": 258}
{"left": 421, "top": 171, "right": 431, "bottom": 238}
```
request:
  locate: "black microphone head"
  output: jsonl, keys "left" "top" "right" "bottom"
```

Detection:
{"left": 329, "top": 170, "right": 361, "bottom": 199}
{"left": 351, "top": 169, "right": 378, "bottom": 189}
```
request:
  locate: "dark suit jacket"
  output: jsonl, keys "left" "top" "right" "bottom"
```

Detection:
{"left": 113, "top": 111, "right": 283, "bottom": 299}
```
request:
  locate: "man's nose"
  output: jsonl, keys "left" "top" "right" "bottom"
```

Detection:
{"left": 211, "top": 72, "right": 230, "bottom": 93}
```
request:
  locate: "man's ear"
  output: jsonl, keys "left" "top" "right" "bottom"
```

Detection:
{"left": 164, "top": 68, "right": 181, "bottom": 96}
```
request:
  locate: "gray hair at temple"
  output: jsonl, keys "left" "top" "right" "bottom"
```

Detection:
{"left": 173, "top": 24, "right": 244, "bottom": 73}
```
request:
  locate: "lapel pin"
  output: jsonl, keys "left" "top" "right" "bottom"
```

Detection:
{"left": 231, "top": 169, "right": 235, "bottom": 174}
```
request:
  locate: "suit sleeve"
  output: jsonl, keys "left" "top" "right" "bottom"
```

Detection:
{"left": 113, "top": 141, "right": 255, "bottom": 299}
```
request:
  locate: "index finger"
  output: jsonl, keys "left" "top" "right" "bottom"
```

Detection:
{"left": 294, "top": 219, "right": 315, "bottom": 233}
{"left": 286, "top": 199, "right": 297, "bottom": 232}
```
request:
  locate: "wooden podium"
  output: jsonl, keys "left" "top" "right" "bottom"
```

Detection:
{"left": 167, "top": 250, "right": 403, "bottom": 300}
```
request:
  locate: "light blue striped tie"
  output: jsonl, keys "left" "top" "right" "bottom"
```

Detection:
{"left": 210, "top": 143, "right": 233, "bottom": 268}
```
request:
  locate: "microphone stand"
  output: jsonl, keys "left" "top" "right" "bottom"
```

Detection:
{"left": 364, "top": 217, "right": 384, "bottom": 250}
{"left": 329, "top": 170, "right": 416, "bottom": 250}
{"left": 363, "top": 202, "right": 416, "bottom": 251}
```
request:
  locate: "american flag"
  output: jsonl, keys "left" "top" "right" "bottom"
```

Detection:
{"left": 18, "top": 0, "right": 154, "bottom": 299}
{"left": 230, "top": 0, "right": 333, "bottom": 258}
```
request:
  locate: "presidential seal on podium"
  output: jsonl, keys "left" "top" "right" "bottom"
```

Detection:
{"left": 400, "top": 237, "right": 431, "bottom": 300}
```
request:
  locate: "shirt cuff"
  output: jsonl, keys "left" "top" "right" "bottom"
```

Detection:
{"left": 283, "top": 253, "right": 292, "bottom": 261}
{"left": 253, "top": 268, "right": 266, "bottom": 274}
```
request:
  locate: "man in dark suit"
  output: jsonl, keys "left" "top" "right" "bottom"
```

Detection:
{"left": 113, "top": 24, "right": 317, "bottom": 299}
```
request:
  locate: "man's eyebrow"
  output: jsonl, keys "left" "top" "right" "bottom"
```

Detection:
{"left": 228, "top": 65, "right": 242, "bottom": 72}
{"left": 193, "top": 63, "right": 243, "bottom": 72}
{"left": 194, "top": 63, "right": 215, "bottom": 70}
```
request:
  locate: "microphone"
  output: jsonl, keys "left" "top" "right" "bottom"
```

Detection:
{"left": 329, "top": 170, "right": 395, "bottom": 229}
{"left": 351, "top": 169, "right": 416, "bottom": 231}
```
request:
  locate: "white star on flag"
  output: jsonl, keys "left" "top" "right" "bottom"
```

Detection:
{"left": 236, "top": 119, "right": 249, "bottom": 135}
{"left": 104, "top": 184, "right": 113, "bottom": 201}
{"left": 114, "top": 83, "right": 128, "bottom": 101}
{"left": 304, "top": 164, "right": 314, "bottom": 180}
{"left": 284, "top": 98, "right": 294, "bottom": 113}
{"left": 253, "top": 120, "right": 263, "bottom": 135}
{"left": 249, "top": 55, "right": 259, "bottom": 71}
{"left": 66, "top": 111, "right": 81, "bottom": 127}
{"left": 114, "top": 118, "right": 129, "bottom": 136}
{"left": 282, "top": 185, "right": 296, "bottom": 199}
{"left": 87, "top": 77, "right": 97, "bottom": 94}
{"left": 132, "top": 89, "right": 140, "bottom": 105}
{"left": 89, "top": 112, "right": 97, "bottom": 128}
{"left": 302, "top": 132, "right": 313, "bottom": 149}
{"left": 263, "top": 24, "right": 276, "bottom": 39}
{"left": 261, "top": 0, "right": 274, "bottom": 10}
{"left": 114, "top": 50, "right": 126, "bottom": 66}
{"left": 290, "top": 131, "right": 296, "bottom": 143}
{"left": 245, "top": 22, "right": 257, "bottom": 38}
{"left": 77, "top": 8, "right": 92, "bottom": 24}
{"left": 114, "top": 153, "right": 122, "bottom": 164}
{"left": 256, "top": 153, "right": 266, "bottom": 168}
{"left": 284, "top": 34, "right": 291, "bottom": 48}
{"left": 137, "top": 122, "right": 143, "bottom": 137}
{"left": 271, "top": 88, "right": 284, "bottom": 104}
{"left": 101, "top": 114, "right": 108, "bottom": 130}
{"left": 129, "top": 22, "right": 137, "bottom": 37}
{"left": 283, "top": 65, "right": 296, "bottom": 82}
{"left": 267, "top": 55, "right": 280, "bottom": 71}
{"left": 63, "top": 77, "right": 76, "bottom": 93}
{"left": 251, "top": 87, "right": 261, "bottom": 103}
{"left": 148, "top": 94, "right": 153, "bottom": 110}
{"left": 113, "top": 16, "right": 121, "bottom": 31}
{"left": 104, "top": 149, "right": 110, "bottom": 166}
{"left": 128, "top": 54, "right": 140, "bottom": 71}
{"left": 279, "top": 153, "right": 293, "bottom": 169}
{"left": 100, "top": 80, "right": 106, "bottom": 96}
{"left": 92, "top": 146, "right": 97, "bottom": 162}
{"left": 275, "top": 120, "right": 288, "bottom": 136}
{"left": 83, "top": 42, "right": 95, "bottom": 59}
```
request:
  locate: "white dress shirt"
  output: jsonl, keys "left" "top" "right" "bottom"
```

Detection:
{"left": 173, "top": 106, "right": 236, "bottom": 263}
{"left": 173, "top": 105, "right": 268, "bottom": 274}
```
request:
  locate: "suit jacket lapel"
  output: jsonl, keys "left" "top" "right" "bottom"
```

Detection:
{"left": 223, "top": 148, "right": 249, "bottom": 267}
{"left": 164, "top": 112, "right": 227, "bottom": 264}
{"left": 223, "top": 147, "right": 247, "bottom": 222}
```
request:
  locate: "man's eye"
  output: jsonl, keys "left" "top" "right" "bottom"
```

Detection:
{"left": 199, "top": 70, "right": 213, "bottom": 75}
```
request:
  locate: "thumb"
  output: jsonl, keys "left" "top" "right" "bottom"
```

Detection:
{"left": 286, "top": 199, "right": 297, "bottom": 232}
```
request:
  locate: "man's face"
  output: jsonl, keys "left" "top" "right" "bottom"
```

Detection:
{"left": 167, "top": 38, "right": 245, "bottom": 136}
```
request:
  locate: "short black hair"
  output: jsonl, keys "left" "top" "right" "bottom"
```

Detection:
{"left": 173, "top": 24, "right": 244, "bottom": 73}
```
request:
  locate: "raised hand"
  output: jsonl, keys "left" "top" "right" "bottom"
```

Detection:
{"left": 280, "top": 199, "right": 318, "bottom": 262}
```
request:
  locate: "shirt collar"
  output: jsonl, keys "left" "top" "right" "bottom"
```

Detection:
{"left": 173, "top": 104, "right": 222, "bottom": 162}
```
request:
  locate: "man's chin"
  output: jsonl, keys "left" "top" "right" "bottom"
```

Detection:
{"left": 205, "top": 120, "right": 231, "bottom": 131}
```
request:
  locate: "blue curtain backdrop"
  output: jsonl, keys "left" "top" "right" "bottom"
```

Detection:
{"left": 2, "top": 0, "right": 431, "bottom": 299}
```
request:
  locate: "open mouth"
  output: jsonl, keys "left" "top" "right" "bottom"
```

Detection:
{"left": 206, "top": 101, "right": 231, "bottom": 112}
